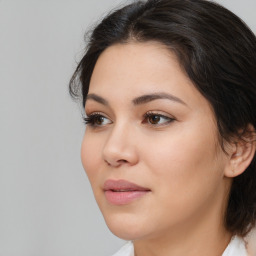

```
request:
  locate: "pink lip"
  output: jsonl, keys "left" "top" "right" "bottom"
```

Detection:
{"left": 103, "top": 179, "right": 151, "bottom": 205}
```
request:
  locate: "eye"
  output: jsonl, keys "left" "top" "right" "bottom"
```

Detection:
{"left": 83, "top": 113, "right": 112, "bottom": 127}
{"left": 143, "top": 112, "right": 174, "bottom": 126}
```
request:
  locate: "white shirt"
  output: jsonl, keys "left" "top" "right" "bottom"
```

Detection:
{"left": 112, "top": 236, "right": 248, "bottom": 256}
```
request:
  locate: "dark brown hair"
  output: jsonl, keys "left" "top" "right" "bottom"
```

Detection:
{"left": 69, "top": 0, "right": 256, "bottom": 236}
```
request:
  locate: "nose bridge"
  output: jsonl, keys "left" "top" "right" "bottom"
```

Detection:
{"left": 102, "top": 120, "right": 138, "bottom": 166}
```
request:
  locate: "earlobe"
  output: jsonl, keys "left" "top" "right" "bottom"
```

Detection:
{"left": 224, "top": 128, "right": 256, "bottom": 178}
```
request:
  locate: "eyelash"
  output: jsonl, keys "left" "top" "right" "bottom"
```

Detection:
{"left": 83, "top": 111, "right": 175, "bottom": 128}
{"left": 83, "top": 112, "right": 111, "bottom": 127}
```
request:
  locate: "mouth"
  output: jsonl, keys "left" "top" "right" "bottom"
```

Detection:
{"left": 103, "top": 179, "right": 151, "bottom": 205}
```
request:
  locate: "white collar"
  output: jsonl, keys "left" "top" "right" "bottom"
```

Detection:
{"left": 112, "top": 234, "right": 250, "bottom": 256}
{"left": 222, "top": 236, "right": 247, "bottom": 256}
{"left": 112, "top": 241, "right": 134, "bottom": 256}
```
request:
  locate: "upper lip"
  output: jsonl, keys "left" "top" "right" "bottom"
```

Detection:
{"left": 103, "top": 179, "right": 150, "bottom": 192}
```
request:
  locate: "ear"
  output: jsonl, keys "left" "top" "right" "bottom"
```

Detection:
{"left": 224, "top": 125, "right": 256, "bottom": 178}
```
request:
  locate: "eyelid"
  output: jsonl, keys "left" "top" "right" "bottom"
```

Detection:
{"left": 85, "top": 111, "right": 103, "bottom": 117}
{"left": 144, "top": 110, "right": 175, "bottom": 119}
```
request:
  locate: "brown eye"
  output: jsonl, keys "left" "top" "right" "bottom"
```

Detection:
{"left": 148, "top": 115, "right": 161, "bottom": 124}
{"left": 83, "top": 114, "right": 111, "bottom": 127}
{"left": 95, "top": 116, "right": 105, "bottom": 125}
{"left": 144, "top": 112, "right": 174, "bottom": 126}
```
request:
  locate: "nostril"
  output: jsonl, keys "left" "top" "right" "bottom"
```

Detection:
{"left": 104, "top": 159, "right": 128, "bottom": 167}
{"left": 118, "top": 159, "right": 128, "bottom": 163}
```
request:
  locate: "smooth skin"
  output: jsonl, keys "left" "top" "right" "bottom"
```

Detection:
{"left": 81, "top": 41, "right": 253, "bottom": 256}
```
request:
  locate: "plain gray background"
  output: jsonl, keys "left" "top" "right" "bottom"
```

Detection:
{"left": 0, "top": 0, "right": 255, "bottom": 255}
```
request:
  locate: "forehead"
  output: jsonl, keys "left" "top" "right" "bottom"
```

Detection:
{"left": 88, "top": 41, "right": 210, "bottom": 111}
{"left": 90, "top": 41, "right": 180, "bottom": 86}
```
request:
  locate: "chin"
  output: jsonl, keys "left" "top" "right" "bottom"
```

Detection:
{"left": 108, "top": 226, "right": 146, "bottom": 241}
{"left": 102, "top": 211, "right": 149, "bottom": 241}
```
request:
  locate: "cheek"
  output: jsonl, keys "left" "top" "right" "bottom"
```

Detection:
{"left": 141, "top": 123, "right": 224, "bottom": 207}
{"left": 81, "top": 132, "right": 103, "bottom": 185}
{"left": 142, "top": 125, "right": 218, "bottom": 174}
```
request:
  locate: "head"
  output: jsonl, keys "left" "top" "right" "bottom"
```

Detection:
{"left": 70, "top": 0, "right": 256, "bottom": 238}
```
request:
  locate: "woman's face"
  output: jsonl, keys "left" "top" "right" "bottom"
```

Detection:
{"left": 81, "top": 42, "right": 232, "bottom": 241}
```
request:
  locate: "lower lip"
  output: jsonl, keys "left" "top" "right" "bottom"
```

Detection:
{"left": 104, "top": 190, "right": 149, "bottom": 205}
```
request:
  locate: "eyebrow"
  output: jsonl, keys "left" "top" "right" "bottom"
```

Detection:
{"left": 85, "top": 92, "right": 186, "bottom": 106}
{"left": 132, "top": 92, "right": 187, "bottom": 106}
{"left": 85, "top": 94, "right": 109, "bottom": 106}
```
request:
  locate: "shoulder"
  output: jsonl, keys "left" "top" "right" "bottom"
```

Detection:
{"left": 111, "top": 241, "right": 134, "bottom": 256}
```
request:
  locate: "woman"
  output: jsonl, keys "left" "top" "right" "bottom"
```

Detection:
{"left": 69, "top": 0, "right": 256, "bottom": 255}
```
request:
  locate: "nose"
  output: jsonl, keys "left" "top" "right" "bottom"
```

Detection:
{"left": 102, "top": 123, "right": 139, "bottom": 167}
